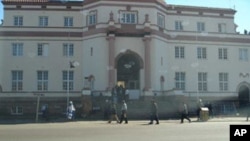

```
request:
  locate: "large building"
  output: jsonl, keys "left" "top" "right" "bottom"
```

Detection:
{"left": 0, "top": 0, "right": 250, "bottom": 118}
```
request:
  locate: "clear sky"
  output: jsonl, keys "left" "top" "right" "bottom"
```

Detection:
{"left": 0, "top": 0, "right": 249, "bottom": 33}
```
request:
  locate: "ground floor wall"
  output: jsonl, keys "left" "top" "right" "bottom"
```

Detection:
{"left": 0, "top": 92, "right": 245, "bottom": 121}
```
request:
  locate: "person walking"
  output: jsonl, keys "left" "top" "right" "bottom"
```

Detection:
{"left": 41, "top": 104, "right": 49, "bottom": 121}
{"left": 148, "top": 99, "right": 159, "bottom": 125}
{"left": 120, "top": 100, "right": 128, "bottom": 124}
{"left": 180, "top": 102, "right": 191, "bottom": 123}
{"left": 108, "top": 103, "right": 120, "bottom": 123}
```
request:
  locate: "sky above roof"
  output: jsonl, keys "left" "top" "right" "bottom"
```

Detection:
{"left": 0, "top": 0, "right": 249, "bottom": 33}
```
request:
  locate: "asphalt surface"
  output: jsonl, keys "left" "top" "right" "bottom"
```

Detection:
{"left": 0, "top": 117, "right": 249, "bottom": 141}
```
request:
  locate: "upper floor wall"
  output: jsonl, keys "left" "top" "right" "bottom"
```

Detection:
{"left": 1, "top": 0, "right": 237, "bottom": 34}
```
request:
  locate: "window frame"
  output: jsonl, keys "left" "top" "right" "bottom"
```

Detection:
{"left": 175, "top": 46, "right": 185, "bottom": 59}
{"left": 198, "top": 72, "right": 208, "bottom": 91}
{"left": 175, "top": 72, "right": 185, "bottom": 90}
{"left": 197, "top": 22, "right": 205, "bottom": 32}
{"left": 37, "top": 71, "right": 48, "bottom": 91}
{"left": 64, "top": 16, "right": 73, "bottom": 27}
{"left": 197, "top": 47, "right": 207, "bottom": 59}
{"left": 63, "top": 43, "right": 74, "bottom": 57}
{"left": 12, "top": 43, "right": 23, "bottom": 56}
{"left": 120, "top": 11, "right": 137, "bottom": 24}
{"left": 219, "top": 72, "right": 228, "bottom": 91}
{"left": 157, "top": 13, "right": 165, "bottom": 28}
{"left": 37, "top": 43, "right": 49, "bottom": 56}
{"left": 11, "top": 70, "right": 23, "bottom": 91}
{"left": 87, "top": 11, "right": 97, "bottom": 26}
{"left": 218, "top": 48, "right": 228, "bottom": 60}
{"left": 62, "top": 70, "right": 74, "bottom": 91}
{"left": 13, "top": 16, "right": 23, "bottom": 26}
{"left": 175, "top": 20, "right": 183, "bottom": 31}
{"left": 39, "top": 16, "right": 48, "bottom": 27}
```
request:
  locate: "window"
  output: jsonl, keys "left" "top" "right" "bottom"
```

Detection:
{"left": 11, "top": 106, "right": 23, "bottom": 115}
{"left": 120, "top": 12, "right": 137, "bottom": 24}
{"left": 175, "top": 46, "right": 185, "bottom": 59}
{"left": 39, "top": 16, "right": 48, "bottom": 27}
{"left": 62, "top": 71, "right": 74, "bottom": 91}
{"left": 198, "top": 72, "right": 207, "bottom": 91}
{"left": 175, "top": 72, "right": 185, "bottom": 90}
{"left": 218, "top": 23, "right": 226, "bottom": 33}
{"left": 64, "top": 17, "right": 73, "bottom": 27}
{"left": 218, "top": 48, "right": 228, "bottom": 60}
{"left": 63, "top": 43, "right": 74, "bottom": 57}
{"left": 197, "top": 47, "right": 207, "bottom": 59}
{"left": 12, "top": 71, "right": 23, "bottom": 91}
{"left": 157, "top": 13, "right": 165, "bottom": 28}
{"left": 14, "top": 16, "right": 23, "bottom": 26}
{"left": 37, "top": 43, "right": 48, "bottom": 56}
{"left": 88, "top": 11, "right": 96, "bottom": 25}
{"left": 175, "top": 21, "right": 183, "bottom": 31}
{"left": 12, "top": 43, "right": 23, "bottom": 56}
{"left": 37, "top": 71, "right": 48, "bottom": 91}
{"left": 197, "top": 22, "right": 205, "bottom": 32}
{"left": 219, "top": 73, "right": 228, "bottom": 91}
{"left": 239, "top": 48, "right": 248, "bottom": 61}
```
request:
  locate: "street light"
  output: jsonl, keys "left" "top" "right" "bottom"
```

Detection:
{"left": 66, "top": 61, "right": 79, "bottom": 113}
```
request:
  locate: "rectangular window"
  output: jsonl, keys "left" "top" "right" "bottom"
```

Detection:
{"left": 157, "top": 13, "right": 165, "bottom": 28}
{"left": 175, "top": 46, "right": 185, "bottom": 59}
{"left": 197, "top": 47, "right": 207, "bottom": 59}
{"left": 219, "top": 72, "right": 228, "bottom": 91}
{"left": 62, "top": 71, "right": 74, "bottom": 91}
{"left": 11, "top": 106, "right": 23, "bottom": 115}
{"left": 12, "top": 71, "right": 23, "bottom": 91}
{"left": 64, "top": 17, "right": 73, "bottom": 27}
{"left": 63, "top": 43, "right": 74, "bottom": 57}
{"left": 218, "top": 48, "right": 228, "bottom": 60}
{"left": 120, "top": 12, "right": 137, "bottom": 24}
{"left": 175, "top": 72, "right": 185, "bottom": 90}
{"left": 197, "top": 22, "right": 205, "bottom": 32}
{"left": 218, "top": 23, "right": 226, "bottom": 33}
{"left": 88, "top": 11, "right": 96, "bottom": 25}
{"left": 14, "top": 16, "right": 23, "bottom": 26}
{"left": 37, "top": 71, "right": 48, "bottom": 91}
{"left": 175, "top": 21, "right": 183, "bottom": 31}
{"left": 12, "top": 43, "right": 23, "bottom": 56}
{"left": 37, "top": 43, "right": 49, "bottom": 56}
{"left": 239, "top": 48, "right": 248, "bottom": 61}
{"left": 39, "top": 16, "right": 48, "bottom": 27}
{"left": 198, "top": 72, "right": 207, "bottom": 91}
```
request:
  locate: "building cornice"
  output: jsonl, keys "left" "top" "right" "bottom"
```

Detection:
{"left": 1, "top": 28, "right": 250, "bottom": 44}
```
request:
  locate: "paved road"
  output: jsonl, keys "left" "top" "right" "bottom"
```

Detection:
{"left": 0, "top": 117, "right": 249, "bottom": 141}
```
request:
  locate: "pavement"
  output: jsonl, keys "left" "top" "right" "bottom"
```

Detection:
{"left": 0, "top": 116, "right": 250, "bottom": 141}
{"left": 0, "top": 116, "right": 249, "bottom": 124}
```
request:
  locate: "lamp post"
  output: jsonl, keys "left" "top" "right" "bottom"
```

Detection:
{"left": 66, "top": 61, "right": 79, "bottom": 111}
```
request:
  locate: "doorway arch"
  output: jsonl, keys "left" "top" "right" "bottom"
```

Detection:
{"left": 238, "top": 82, "right": 250, "bottom": 108}
{"left": 115, "top": 50, "right": 143, "bottom": 99}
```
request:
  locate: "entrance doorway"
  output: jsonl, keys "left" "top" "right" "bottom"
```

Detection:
{"left": 116, "top": 51, "right": 142, "bottom": 99}
{"left": 238, "top": 85, "right": 250, "bottom": 108}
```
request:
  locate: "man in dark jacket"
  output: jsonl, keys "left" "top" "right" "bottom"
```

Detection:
{"left": 180, "top": 102, "right": 191, "bottom": 123}
{"left": 149, "top": 99, "right": 159, "bottom": 124}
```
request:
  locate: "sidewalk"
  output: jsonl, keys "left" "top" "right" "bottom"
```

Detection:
{"left": 0, "top": 116, "right": 249, "bottom": 124}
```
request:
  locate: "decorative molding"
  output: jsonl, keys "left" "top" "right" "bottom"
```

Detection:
{"left": 239, "top": 73, "right": 249, "bottom": 78}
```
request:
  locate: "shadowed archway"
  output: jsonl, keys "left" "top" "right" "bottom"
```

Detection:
{"left": 115, "top": 50, "right": 143, "bottom": 90}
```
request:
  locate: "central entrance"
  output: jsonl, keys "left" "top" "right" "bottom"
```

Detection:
{"left": 116, "top": 50, "right": 143, "bottom": 99}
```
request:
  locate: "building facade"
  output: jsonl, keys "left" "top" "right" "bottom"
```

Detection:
{"left": 0, "top": 0, "right": 250, "bottom": 118}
